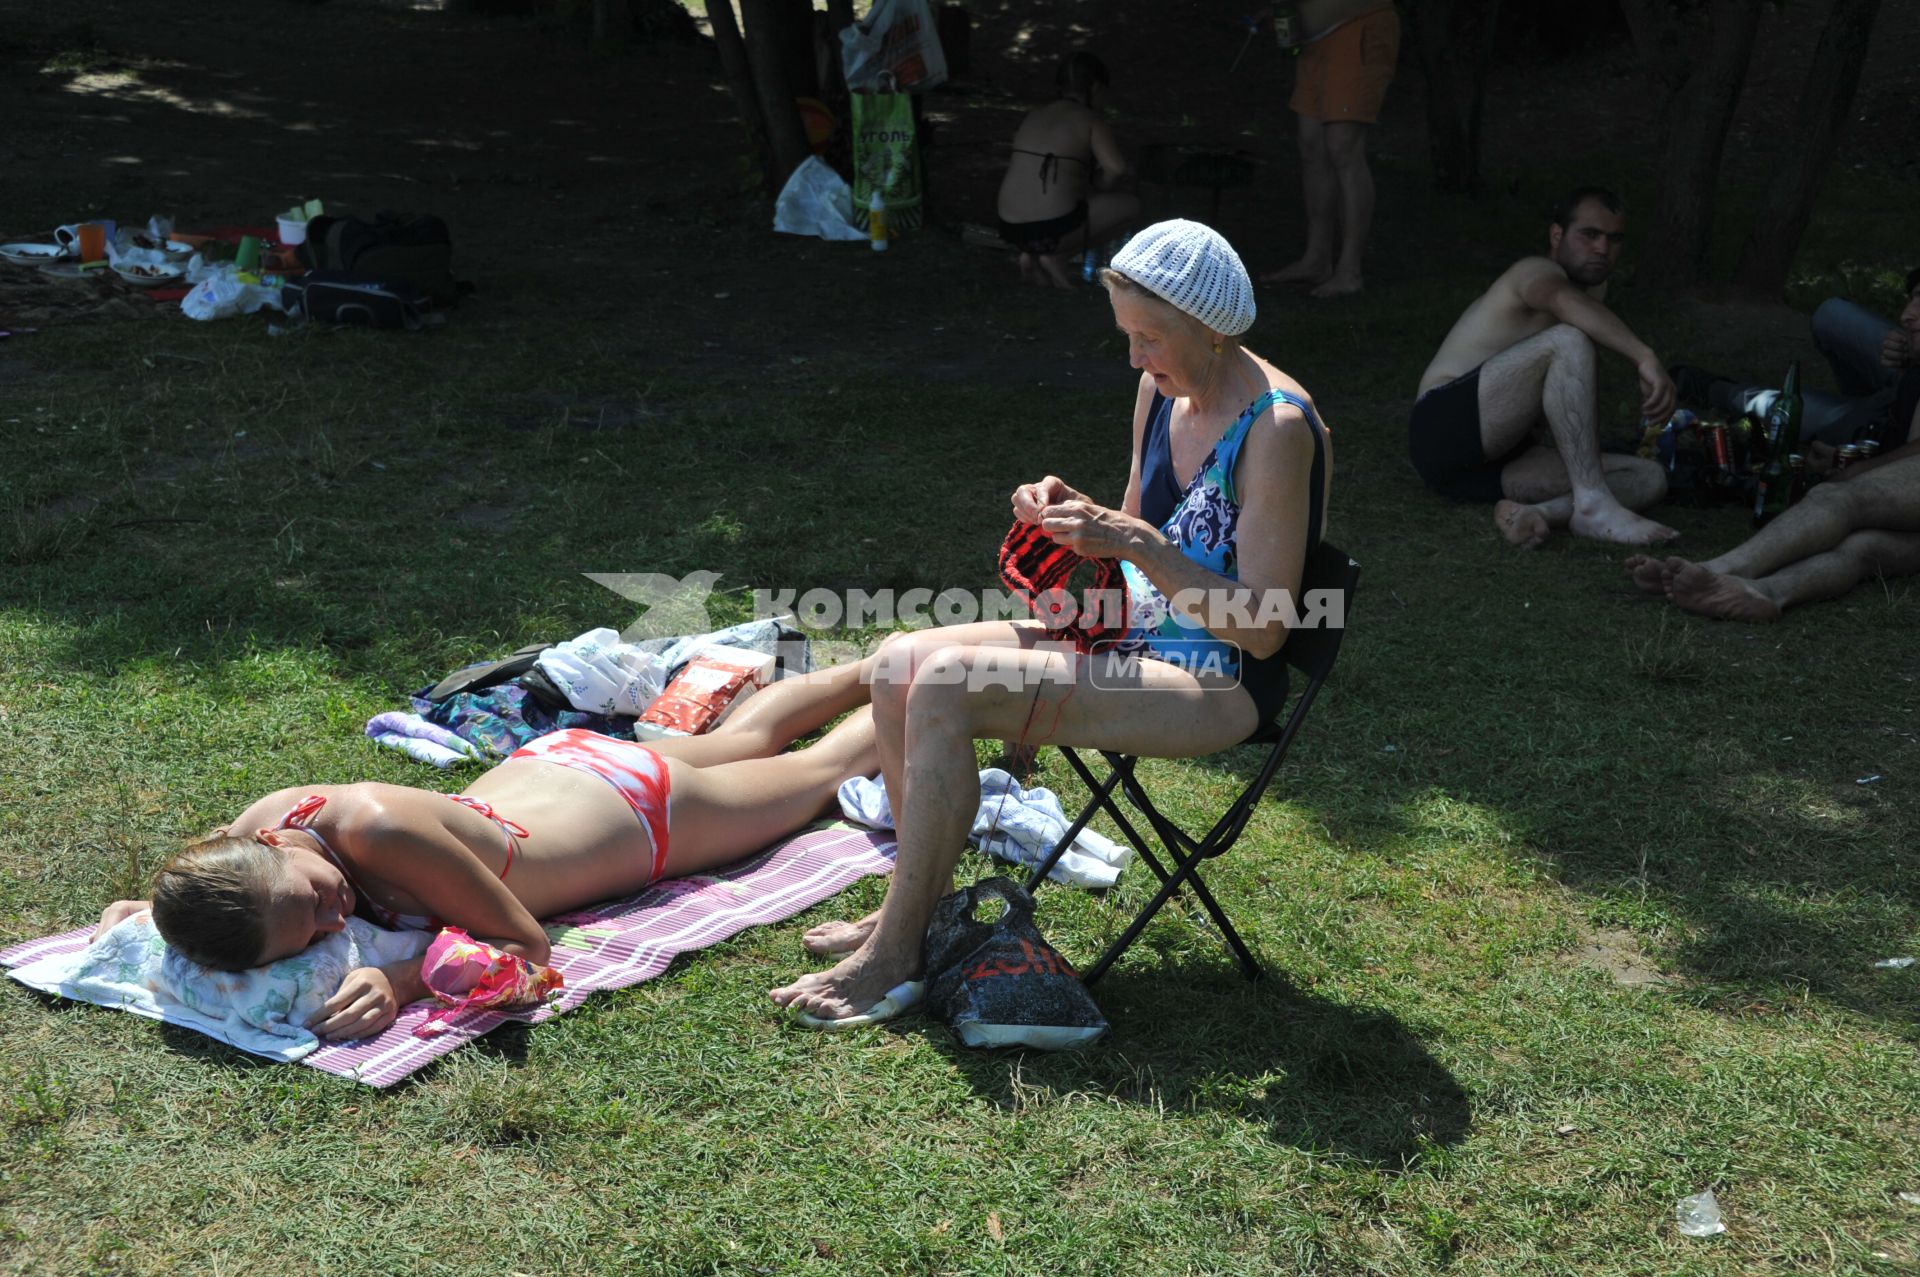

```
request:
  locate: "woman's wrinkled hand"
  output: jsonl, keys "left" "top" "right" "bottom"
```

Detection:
{"left": 1038, "top": 500, "right": 1149, "bottom": 559}
{"left": 92, "top": 900, "right": 150, "bottom": 942}
{"left": 306, "top": 965, "right": 400, "bottom": 1041}
{"left": 1011, "top": 476, "right": 1080, "bottom": 523}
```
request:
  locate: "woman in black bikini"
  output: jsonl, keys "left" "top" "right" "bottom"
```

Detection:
{"left": 995, "top": 52, "right": 1139, "bottom": 289}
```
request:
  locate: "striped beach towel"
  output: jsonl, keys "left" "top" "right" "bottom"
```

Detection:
{"left": 2, "top": 822, "right": 894, "bottom": 1088}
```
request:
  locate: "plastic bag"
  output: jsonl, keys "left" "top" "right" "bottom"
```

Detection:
{"left": 181, "top": 264, "right": 282, "bottom": 321}
{"left": 773, "top": 156, "right": 867, "bottom": 242}
{"left": 851, "top": 90, "right": 924, "bottom": 231}
{"left": 924, "top": 877, "right": 1107, "bottom": 1050}
{"left": 839, "top": 0, "right": 947, "bottom": 92}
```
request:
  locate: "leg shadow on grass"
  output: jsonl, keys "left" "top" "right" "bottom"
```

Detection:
{"left": 924, "top": 964, "right": 1471, "bottom": 1169}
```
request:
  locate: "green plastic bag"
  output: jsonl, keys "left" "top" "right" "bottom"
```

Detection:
{"left": 850, "top": 90, "right": 923, "bottom": 232}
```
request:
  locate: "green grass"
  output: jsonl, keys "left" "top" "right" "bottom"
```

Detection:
{"left": 5, "top": 28, "right": 1920, "bottom": 1277}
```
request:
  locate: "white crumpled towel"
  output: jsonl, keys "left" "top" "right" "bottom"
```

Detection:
{"left": 9, "top": 911, "right": 431, "bottom": 1063}
{"left": 839, "top": 768, "right": 1134, "bottom": 889}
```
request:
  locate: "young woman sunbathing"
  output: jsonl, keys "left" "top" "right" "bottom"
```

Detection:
{"left": 93, "top": 662, "right": 876, "bottom": 1041}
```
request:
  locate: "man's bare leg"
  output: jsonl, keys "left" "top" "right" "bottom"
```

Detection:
{"left": 1666, "top": 529, "right": 1920, "bottom": 621}
{"left": 1497, "top": 450, "right": 1667, "bottom": 549}
{"left": 1262, "top": 115, "right": 1336, "bottom": 286}
{"left": 1310, "top": 121, "right": 1372, "bottom": 299}
{"left": 1478, "top": 325, "right": 1678, "bottom": 546}
{"left": 1656, "top": 456, "right": 1920, "bottom": 618}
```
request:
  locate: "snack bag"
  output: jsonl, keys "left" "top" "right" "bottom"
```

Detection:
{"left": 634, "top": 647, "right": 775, "bottom": 738}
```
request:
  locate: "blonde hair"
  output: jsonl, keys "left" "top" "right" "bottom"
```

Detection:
{"left": 1100, "top": 269, "right": 1236, "bottom": 351}
{"left": 150, "top": 835, "right": 284, "bottom": 971}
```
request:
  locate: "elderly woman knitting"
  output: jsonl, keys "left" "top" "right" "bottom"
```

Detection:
{"left": 771, "top": 220, "right": 1334, "bottom": 1027}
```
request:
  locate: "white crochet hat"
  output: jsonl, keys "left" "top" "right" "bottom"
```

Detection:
{"left": 1109, "top": 219, "right": 1255, "bottom": 337}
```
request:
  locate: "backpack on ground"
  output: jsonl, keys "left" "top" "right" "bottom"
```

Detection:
{"left": 281, "top": 272, "right": 435, "bottom": 330}
{"left": 296, "top": 212, "right": 461, "bottom": 305}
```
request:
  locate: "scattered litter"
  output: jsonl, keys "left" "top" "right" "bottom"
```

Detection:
{"left": 1382, "top": 744, "right": 1398, "bottom": 753}
{"left": 1676, "top": 1189, "right": 1725, "bottom": 1237}
{"left": 1898, "top": 1192, "right": 1920, "bottom": 1206}
{"left": 1856, "top": 774, "right": 1883, "bottom": 785}
{"left": 1553, "top": 1123, "right": 1579, "bottom": 1137}
{"left": 1872, "top": 957, "right": 1915, "bottom": 969}
{"left": 713, "top": 292, "right": 730, "bottom": 300}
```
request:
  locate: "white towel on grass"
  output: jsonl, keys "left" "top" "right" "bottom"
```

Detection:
{"left": 9, "top": 911, "right": 430, "bottom": 1063}
{"left": 838, "top": 769, "right": 1133, "bottom": 889}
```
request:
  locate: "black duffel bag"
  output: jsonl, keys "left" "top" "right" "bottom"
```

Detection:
{"left": 282, "top": 272, "right": 434, "bottom": 330}
{"left": 296, "top": 212, "right": 460, "bottom": 305}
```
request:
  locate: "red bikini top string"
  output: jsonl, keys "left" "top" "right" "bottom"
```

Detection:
{"left": 446, "top": 795, "right": 528, "bottom": 879}
{"left": 277, "top": 794, "right": 329, "bottom": 830}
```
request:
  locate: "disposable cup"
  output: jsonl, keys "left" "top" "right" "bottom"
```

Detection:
{"left": 76, "top": 223, "right": 107, "bottom": 262}
{"left": 276, "top": 217, "right": 308, "bottom": 246}
{"left": 234, "top": 235, "right": 261, "bottom": 271}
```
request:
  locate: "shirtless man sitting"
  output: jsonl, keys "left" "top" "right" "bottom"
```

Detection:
{"left": 1628, "top": 278, "right": 1920, "bottom": 620}
{"left": 1410, "top": 187, "right": 1678, "bottom": 548}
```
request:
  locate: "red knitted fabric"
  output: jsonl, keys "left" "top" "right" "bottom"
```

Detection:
{"left": 996, "top": 520, "right": 1130, "bottom": 653}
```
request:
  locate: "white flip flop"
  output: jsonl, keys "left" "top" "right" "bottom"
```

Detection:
{"left": 792, "top": 979, "right": 925, "bottom": 1030}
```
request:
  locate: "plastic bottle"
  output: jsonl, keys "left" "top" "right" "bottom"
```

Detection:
{"left": 1081, "top": 246, "right": 1097, "bottom": 282}
{"left": 868, "top": 189, "right": 888, "bottom": 253}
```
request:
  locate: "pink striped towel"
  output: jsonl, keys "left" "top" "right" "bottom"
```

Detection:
{"left": 1, "top": 822, "right": 894, "bottom": 1087}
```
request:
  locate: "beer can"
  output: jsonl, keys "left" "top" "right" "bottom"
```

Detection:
{"left": 1704, "top": 423, "right": 1732, "bottom": 470}
{"left": 1858, "top": 439, "right": 1882, "bottom": 460}
{"left": 1837, "top": 445, "right": 1861, "bottom": 469}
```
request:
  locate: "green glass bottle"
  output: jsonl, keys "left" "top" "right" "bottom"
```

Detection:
{"left": 1762, "top": 360, "right": 1803, "bottom": 460}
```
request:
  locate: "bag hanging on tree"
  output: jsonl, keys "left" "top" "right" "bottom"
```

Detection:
{"left": 851, "top": 88, "right": 924, "bottom": 233}
{"left": 924, "top": 877, "right": 1108, "bottom": 1050}
{"left": 839, "top": 0, "right": 948, "bottom": 92}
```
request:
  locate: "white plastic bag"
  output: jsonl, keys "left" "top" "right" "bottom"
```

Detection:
{"left": 839, "top": 0, "right": 947, "bottom": 92}
{"left": 534, "top": 626, "right": 671, "bottom": 717}
{"left": 773, "top": 156, "right": 867, "bottom": 241}
{"left": 180, "top": 268, "right": 282, "bottom": 321}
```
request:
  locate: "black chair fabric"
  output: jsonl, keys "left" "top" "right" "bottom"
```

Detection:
{"left": 1024, "top": 541, "right": 1360, "bottom": 984}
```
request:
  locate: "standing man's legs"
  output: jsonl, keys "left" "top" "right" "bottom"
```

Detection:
{"left": 1312, "top": 121, "right": 1374, "bottom": 298}
{"left": 1263, "top": 114, "right": 1337, "bottom": 287}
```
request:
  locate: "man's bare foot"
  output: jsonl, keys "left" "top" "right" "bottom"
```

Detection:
{"left": 1664, "top": 558, "right": 1782, "bottom": 622}
{"left": 1566, "top": 504, "right": 1679, "bottom": 547}
{"left": 1624, "top": 554, "right": 1672, "bottom": 594}
{"left": 1259, "top": 257, "right": 1331, "bottom": 287}
{"left": 770, "top": 942, "right": 919, "bottom": 1023}
{"left": 801, "top": 909, "right": 880, "bottom": 956}
{"left": 1495, "top": 499, "right": 1551, "bottom": 549}
{"left": 1309, "top": 270, "right": 1363, "bottom": 299}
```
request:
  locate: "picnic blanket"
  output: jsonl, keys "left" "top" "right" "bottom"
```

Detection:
{"left": 3, "top": 822, "right": 895, "bottom": 1087}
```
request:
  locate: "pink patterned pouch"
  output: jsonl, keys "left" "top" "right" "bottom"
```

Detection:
{"left": 414, "top": 927, "right": 564, "bottom": 1038}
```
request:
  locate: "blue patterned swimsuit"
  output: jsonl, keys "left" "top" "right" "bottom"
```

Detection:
{"left": 1115, "top": 387, "right": 1328, "bottom": 725}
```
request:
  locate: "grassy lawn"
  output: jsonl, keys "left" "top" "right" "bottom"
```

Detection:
{"left": 4, "top": 6, "right": 1919, "bottom": 1275}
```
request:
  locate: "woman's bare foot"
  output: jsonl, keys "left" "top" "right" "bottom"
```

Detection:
{"left": 1664, "top": 558, "right": 1782, "bottom": 621}
{"left": 770, "top": 940, "right": 920, "bottom": 1023}
{"left": 1624, "top": 554, "right": 1672, "bottom": 594}
{"left": 1567, "top": 504, "right": 1679, "bottom": 547}
{"left": 801, "top": 909, "right": 881, "bottom": 956}
{"left": 1495, "top": 500, "right": 1551, "bottom": 549}
{"left": 1309, "top": 270, "right": 1363, "bottom": 299}
{"left": 1259, "top": 257, "right": 1331, "bottom": 287}
{"left": 1017, "top": 253, "right": 1040, "bottom": 286}
{"left": 1036, "top": 253, "right": 1075, "bottom": 290}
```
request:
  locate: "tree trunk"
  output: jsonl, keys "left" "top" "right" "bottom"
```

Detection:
{"left": 741, "top": 0, "right": 813, "bottom": 188}
{"left": 1409, "top": 0, "right": 1501, "bottom": 194}
{"left": 1733, "top": 0, "right": 1884, "bottom": 299}
{"left": 592, "top": 0, "right": 631, "bottom": 50}
{"left": 707, "top": 0, "right": 773, "bottom": 182}
{"left": 1638, "top": 0, "right": 1762, "bottom": 290}
{"left": 824, "top": 0, "right": 855, "bottom": 36}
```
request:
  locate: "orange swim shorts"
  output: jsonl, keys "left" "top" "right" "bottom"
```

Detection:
{"left": 1289, "top": 4, "right": 1401, "bottom": 125}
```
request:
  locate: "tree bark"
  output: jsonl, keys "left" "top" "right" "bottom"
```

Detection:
{"left": 741, "top": 0, "right": 813, "bottom": 188}
{"left": 592, "top": 0, "right": 631, "bottom": 50}
{"left": 1408, "top": 0, "right": 1501, "bottom": 194}
{"left": 1638, "top": 0, "right": 1763, "bottom": 290}
{"left": 1733, "top": 0, "right": 1885, "bottom": 299}
{"left": 707, "top": 0, "right": 772, "bottom": 182}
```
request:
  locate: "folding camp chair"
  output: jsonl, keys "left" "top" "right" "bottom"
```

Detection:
{"left": 1024, "top": 540, "right": 1360, "bottom": 985}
